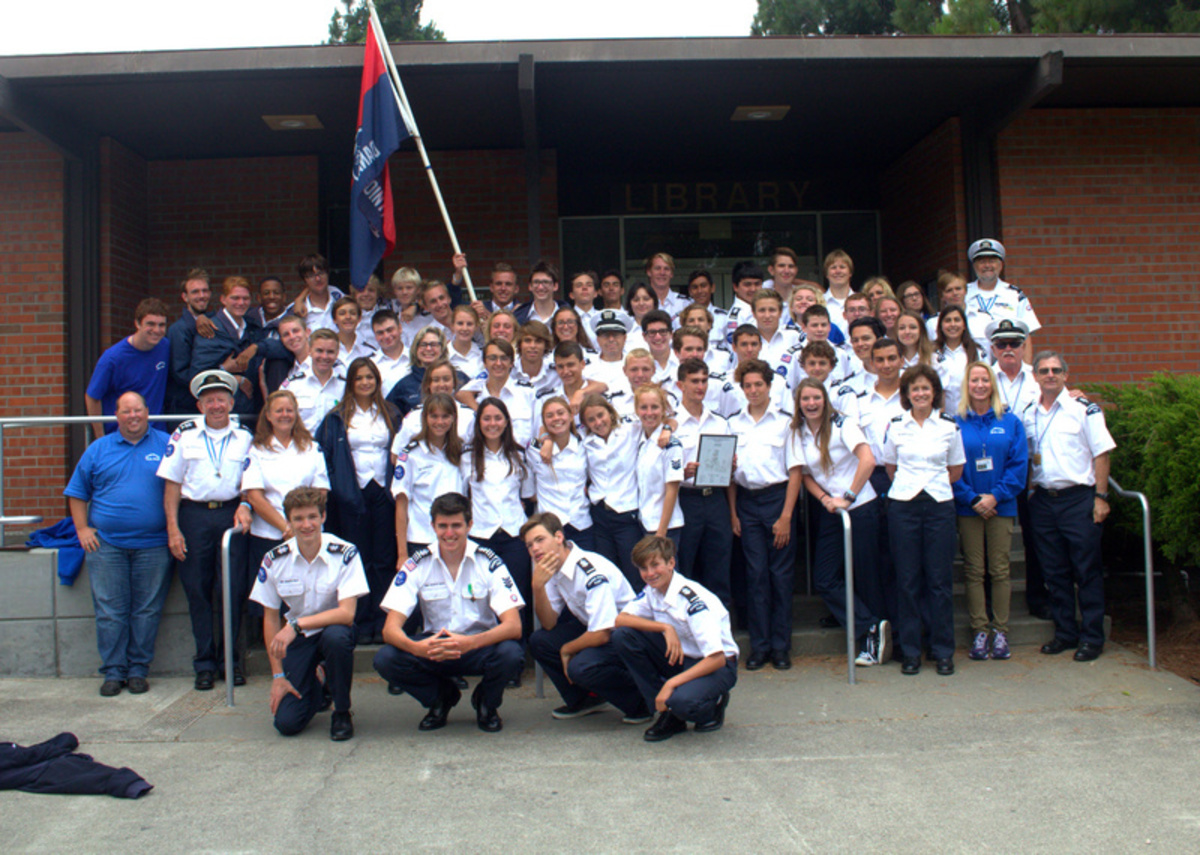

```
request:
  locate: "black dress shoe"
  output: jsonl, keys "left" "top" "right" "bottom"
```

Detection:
{"left": 771, "top": 652, "right": 792, "bottom": 670}
{"left": 644, "top": 710, "right": 688, "bottom": 742}
{"left": 745, "top": 652, "right": 768, "bottom": 671}
{"left": 1040, "top": 638, "right": 1079, "bottom": 655}
{"left": 470, "top": 683, "right": 503, "bottom": 733}
{"left": 1074, "top": 642, "right": 1103, "bottom": 662}
{"left": 901, "top": 658, "right": 921, "bottom": 676}
{"left": 233, "top": 666, "right": 246, "bottom": 687}
{"left": 418, "top": 680, "right": 461, "bottom": 731}
{"left": 694, "top": 693, "right": 730, "bottom": 734}
{"left": 453, "top": 675, "right": 469, "bottom": 690}
{"left": 936, "top": 658, "right": 955, "bottom": 676}
{"left": 330, "top": 710, "right": 354, "bottom": 741}
{"left": 506, "top": 675, "right": 522, "bottom": 689}
{"left": 99, "top": 679, "right": 124, "bottom": 697}
{"left": 194, "top": 670, "right": 216, "bottom": 691}
{"left": 126, "top": 676, "right": 149, "bottom": 694}
{"left": 387, "top": 682, "right": 404, "bottom": 695}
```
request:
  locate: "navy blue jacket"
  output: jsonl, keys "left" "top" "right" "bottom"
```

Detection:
{"left": 188, "top": 312, "right": 265, "bottom": 416}
{"left": 952, "top": 408, "right": 1028, "bottom": 517}
{"left": 313, "top": 403, "right": 402, "bottom": 539}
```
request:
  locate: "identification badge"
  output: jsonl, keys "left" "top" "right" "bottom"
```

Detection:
{"left": 975, "top": 457, "right": 994, "bottom": 473}
{"left": 421, "top": 583, "right": 450, "bottom": 601}
{"left": 1031, "top": 453, "right": 1042, "bottom": 466}
{"left": 276, "top": 580, "right": 305, "bottom": 597}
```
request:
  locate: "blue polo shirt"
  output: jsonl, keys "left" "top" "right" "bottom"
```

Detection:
{"left": 85, "top": 338, "right": 170, "bottom": 432}
{"left": 64, "top": 430, "right": 170, "bottom": 549}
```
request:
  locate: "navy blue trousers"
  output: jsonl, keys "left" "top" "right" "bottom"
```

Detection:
{"left": 529, "top": 610, "right": 645, "bottom": 716}
{"left": 176, "top": 500, "right": 248, "bottom": 673}
{"left": 274, "top": 624, "right": 355, "bottom": 736}
{"left": 472, "top": 529, "right": 533, "bottom": 638}
{"left": 678, "top": 488, "right": 734, "bottom": 610}
{"left": 812, "top": 500, "right": 880, "bottom": 634}
{"left": 612, "top": 627, "right": 737, "bottom": 724}
{"left": 589, "top": 501, "right": 644, "bottom": 590}
{"left": 373, "top": 636, "right": 524, "bottom": 712}
{"left": 736, "top": 483, "right": 795, "bottom": 656}
{"left": 1029, "top": 486, "right": 1106, "bottom": 647}
{"left": 888, "top": 494, "right": 957, "bottom": 661}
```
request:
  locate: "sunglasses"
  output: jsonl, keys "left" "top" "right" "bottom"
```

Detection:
{"left": 1036, "top": 366, "right": 1065, "bottom": 376}
{"left": 993, "top": 340, "right": 1023, "bottom": 350}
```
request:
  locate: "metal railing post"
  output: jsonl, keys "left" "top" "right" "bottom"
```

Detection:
{"left": 1108, "top": 478, "right": 1156, "bottom": 669}
{"left": 533, "top": 611, "right": 544, "bottom": 699}
{"left": 0, "top": 422, "right": 6, "bottom": 546}
{"left": 221, "top": 522, "right": 246, "bottom": 707}
{"left": 835, "top": 507, "right": 856, "bottom": 685}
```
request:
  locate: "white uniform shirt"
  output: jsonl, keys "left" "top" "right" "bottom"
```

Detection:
{"left": 394, "top": 402, "right": 475, "bottom": 451}
{"left": 381, "top": 540, "right": 523, "bottom": 634}
{"left": 347, "top": 404, "right": 390, "bottom": 488}
{"left": 157, "top": 419, "right": 253, "bottom": 502}
{"left": 336, "top": 337, "right": 377, "bottom": 372}
{"left": 460, "top": 445, "right": 533, "bottom": 539}
{"left": 965, "top": 280, "right": 1041, "bottom": 348}
{"left": 786, "top": 414, "right": 876, "bottom": 510}
{"left": 543, "top": 545, "right": 635, "bottom": 632}
{"left": 526, "top": 435, "right": 592, "bottom": 531}
{"left": 636, "top": 424, "right": 686, "bottom": 532}
{"left": 583, "top": 418, "right": 641, "bottom": 513}
{"left": 723, "top": 299, "right": 754, "bottom": 343}
{"left": 858, "top": 385, "right": 904, "bottom": 464}
{"left": 356, "top": 309, "right": 379, "bottom": 350}
{"left": 302, "top": 287, "right": 346, "bottom": 333}
{"left": 372, "top": 349, "right": 411, "bottom": 398}
{"left": 448, "top": 343, "right": 484, "bottom": 380}
{"left": 728, "top": 405, "right": 791, "bottom": 489}
{"left": 657, "top": 289, "right": 689, "bottom": 320}
{"left": 583, "top": 357, "right": 626, "bottom": 391}
{"left": 997, "top": 365, "right": 1038, "bottom": 416}
{"left": 829, "top": 383, "right": 864, "bottom": 428}
{"left": 621, "top": 571, "right": 738, "bottom": 660}
{"left": 462, "top": 376, "right": 539, "bottom": 446}
{"left": 934, "top": 345, "right": 971, "bottom": 417}
{"left": 716, "top": 375, "right": 793, "bottom": 418}
{"left": 242, "top": 438, "right": 331, "bottom": 539}
{"left": 1022, "top": 390, "right": 1116, "bottom": 490}
{"left": 399, "top": 311, "right": 432, "bottom": 349}
{"left": 389, "top": 440, "right": 469, "bottom": 545}
{"left": 823, "top": 289, "right": 850, "bottom": 337}
{"left": 249, "top": 534, "right": 369, "bottom": 633}
{"left": 759, "top": 328, "right": 802, "bottom": 377}
{"left": 280, "top": 359, "right": 345, "bottom": 433}
{"left": 650, "top": 353, "right": 680, "bottom": 387}
{"left": 673, "top": 404, "right": 731, "bottom": 488}
{"left": 881, "top": 411, "right": 966, "bottom": 502}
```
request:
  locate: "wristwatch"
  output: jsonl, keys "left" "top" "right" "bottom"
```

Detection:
{"left": 288, "top": 617, "right": 302, "bottom": 635}
{"left": 842, "top": 490, "right": 857, "bottom": 503}
{"left": 1095, "top": 491, "right": 1110, "bottom": 501}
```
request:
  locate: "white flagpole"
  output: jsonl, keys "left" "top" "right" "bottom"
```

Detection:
{"left": 365, "top": 0, "right": 476, "bottom": 302}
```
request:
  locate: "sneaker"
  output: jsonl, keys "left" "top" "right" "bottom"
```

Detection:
{"left": 551, "top": 695, "right": 610, "bottom": 720}
{"left": 854, "top": 647, "right": 879, "bottom": 667}
{"left": 969, "top": 631, "right": 990, "bottom": 661}
{"left": 855, "top": 624, "right": 879, "bottom": 666}
{"left": 991, "top": 630, "right": 1011, "bottom": 660}
{"left": 874, "top": 620, "right": 891, "bottom": 664}
{"left": 622, "top": 710, "right": 655, "bottom": 725}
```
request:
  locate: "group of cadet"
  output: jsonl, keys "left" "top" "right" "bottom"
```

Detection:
{"left": 69, "top": 238, "right": 1115, "bottom": 742}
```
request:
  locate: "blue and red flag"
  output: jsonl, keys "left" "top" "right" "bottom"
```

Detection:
{"left": 349, "top": 23, "right": 409, "bottom": 289}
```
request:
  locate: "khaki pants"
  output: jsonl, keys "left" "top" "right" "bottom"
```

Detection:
{"left": 957, "top": 514, "right": 1014, "bottom": 634}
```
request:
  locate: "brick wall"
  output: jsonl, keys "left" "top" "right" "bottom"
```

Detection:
{"left": 387, "top": 148, "right": 559, "bottom": 290}
{"left": 146, "top": 155, "right": 320, "bottom": 305}
{"left": 99, "top": 138, "right": 149, "bottom": 346}
{"left": 880, "top": 118, "right": 966, "bottom": 287}
{"left": 997, "top": 108, "right": 1200, "bottom": 383}
{"left": 0, "top": 132, "right": 68, "bottom": 539}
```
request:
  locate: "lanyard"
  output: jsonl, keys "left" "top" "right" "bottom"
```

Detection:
{"left": 204, "top": 432, "right": 232, "bottom": 477}
{"left": 1000, "top": 372, "right": 1025, "bottom": 409}
{"left": 1034, "top": 405, "right": 1060, "bottom": 453}
{"left": 974, "top": 292, "right": 998, "bottom": 315}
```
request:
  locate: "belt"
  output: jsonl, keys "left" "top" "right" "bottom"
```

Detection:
{"left": 1037, "top": 484, "right": 1092, "bottom": 498}
{"left": 182, "top": 498, "right": 240, "bottom": 510}
{"left": 742, "top": 482, "right": 787, "bottom": 497}
{"left": 681, "top": 486, "right": 717, "bottom": 497}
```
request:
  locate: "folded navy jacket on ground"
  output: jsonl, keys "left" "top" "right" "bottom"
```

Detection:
{"left": 0, "top": 732, "right": 152, "bottom": 798}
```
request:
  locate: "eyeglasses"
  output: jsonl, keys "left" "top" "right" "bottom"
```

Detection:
{"left": 417, "top": 341, "right": 441, "bottom": 349}
{"left": 993, "top": 340, "right": 1023, "bottom": 350}
{"left": 555, "top": 319, "right": 578, "bottom": 328}
{"left": 645, "top": 328, "right": 671, "bottom": 337}
{"left": 1036, "top": 366, "right": 1065, "bottom": 375}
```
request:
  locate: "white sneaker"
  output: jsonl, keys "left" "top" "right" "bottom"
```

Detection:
{"left": 855, "top": 648, "right": 879, "bottom": 667}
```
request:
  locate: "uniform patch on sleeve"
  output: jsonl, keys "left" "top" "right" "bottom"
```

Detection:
{"left": 242, "top": 457, "right": 251, "bottom": 470}
{"left": 671, "top": 457, "right": 682, "bottom": 469}
{"left": 585, "top": 574, "right": 608, "bottom": 590}
{"left": 394, "top": 464, "right": 405, "bottom": 479}
{"left": 501, "top": 574, "right": 514, "bottom": 590}
{"left": 165, "top": 443, "right": 175, "bottom": 457}
{"left": 257, "top": 566, "right": 267, "bottom": 582}
{"left": 393, "top": 570, "right": 407, "bottom": 586}
{"left": 342, "top": 546, "right": 358, "bottom": 564}
{"left": 680, "top": 585, "right": 708, "bottom": 616}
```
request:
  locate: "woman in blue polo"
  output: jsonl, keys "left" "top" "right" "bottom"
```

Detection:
{"left": 952, "top": 362, "right": 1028, "bottom": 662}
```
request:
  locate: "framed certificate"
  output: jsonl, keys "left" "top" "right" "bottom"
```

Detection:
{"left": 695, "top": 434, "right": 738, "bottom": 488}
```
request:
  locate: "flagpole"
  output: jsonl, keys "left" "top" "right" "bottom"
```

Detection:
{"left": 365, "top": 0, "right": 476, "bottom": 302}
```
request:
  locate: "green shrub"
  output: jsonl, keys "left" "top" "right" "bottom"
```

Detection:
{"left": 1088, "top": 373, "right": 1200, "bottom": 572}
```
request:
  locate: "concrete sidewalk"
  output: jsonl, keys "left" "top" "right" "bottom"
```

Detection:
{"left": 3, "top": 643, "right": 1199, "bottom": 853}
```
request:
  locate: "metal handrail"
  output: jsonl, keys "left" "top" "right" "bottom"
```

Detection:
{"left": 835, "top": 507, "right": 857, "bottom": 685}
{"left": 1108, "top": 478, "right": 1156, "bottom": 669}
{"left": 0, "top": 515, "right": 43, "bottom": 526}
{"left": 220, "top": 521, "right": 246, "bottom": 707}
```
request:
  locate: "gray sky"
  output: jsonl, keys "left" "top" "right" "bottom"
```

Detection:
{"left": 1, "top": 0, "right": 759, "bottom": 55}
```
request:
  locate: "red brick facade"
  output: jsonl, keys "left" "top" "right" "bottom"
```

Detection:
{"left": 0, "top": 132, "right": 68, "bottom": 535}
{"left": 996, "top": 108, "right": 1200, "bottom": 383}
{"left": 387, "top": 148, "right": 559, "bottom": 289}
{"left": 99, "top": 138, "right": 149, "bottom": 346}
{"left": 880, "top": 118, "right": 967, "bottom": 287}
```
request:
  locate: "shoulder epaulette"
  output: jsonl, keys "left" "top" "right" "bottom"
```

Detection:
{"left": 515, "top": 378, "right": 534, "bottom": 388}
{"left": 175, "top": 419, "right": 199, "bottom": 434}
{"left": 679, "top": 585, "right": 708, "bottom": 616}
{"left": 535, "top": 386, "right": 557, "bottom": 398}
{"left": 265, "top": 542, "right": 290, "bottom": 563}
{"left": 476, "top": 545, "right": 504, "bottom": 573}
{"left": 940, "top": 412, "right": 958, "bottom": 424}
{"left": 831, "top": 412, "right": 845, "bottom": 427}
{"left": 409, "top": 546, "right": 432, "bottom": 565}
{"left": 890, "top": 414, "right": 904, "bottom": 423}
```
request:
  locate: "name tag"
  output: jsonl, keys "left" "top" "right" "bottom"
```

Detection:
{"left": 975, "top": 457, "right": 994, "bottom": 473}
{"left": 422, "top": 583, "right": 450, "bottom": 601}
{"left": 277, "top": 579, "right": 305, "bottom": 597}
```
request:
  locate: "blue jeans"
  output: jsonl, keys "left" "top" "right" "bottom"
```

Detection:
{"left": 87, "top": 540, "right": 172, "bottom": 680}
